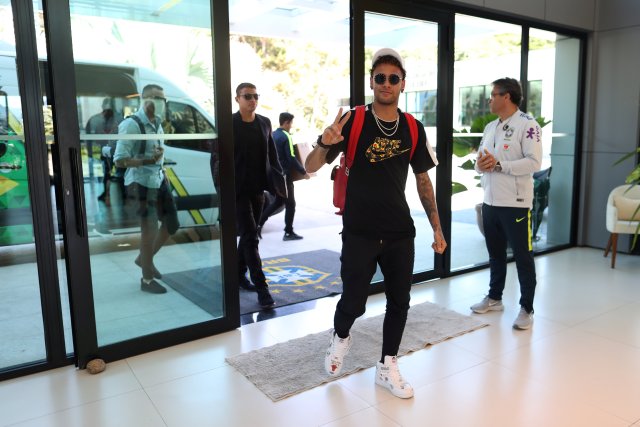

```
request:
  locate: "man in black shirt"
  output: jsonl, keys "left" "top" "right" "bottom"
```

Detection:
{"left": 233, "top": 82, "right": 286, "bottom": 308}
{"left": 306, "top": 48, "right": 447, "bottom": 398}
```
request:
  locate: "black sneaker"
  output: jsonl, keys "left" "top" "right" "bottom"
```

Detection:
{"left": 283, "top": 231, "right": 303, "bottom": 241}
{"left": 141, "top": 279, "right": 167, "bottom": 294}
{"left": 135, "top": 256, "right": 162, "bottom": 279}
{"left": 239, "top": 277, "right": 257, "bottom": 292}
{"left": 256, "top": 287, "right": 275, "bottom": 308}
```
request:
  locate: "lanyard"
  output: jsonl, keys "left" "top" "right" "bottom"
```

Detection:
{"left": 283, "top": 130, "right": 294, "bottom": 156}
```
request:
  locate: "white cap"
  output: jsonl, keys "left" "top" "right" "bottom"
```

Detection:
{"left": 371, "top": 48, "right": 405, "bottom": 69}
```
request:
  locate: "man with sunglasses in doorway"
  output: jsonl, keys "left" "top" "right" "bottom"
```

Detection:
{"left": 232, "top": 83, "right": 286, "bottom": 308}
{"left": 470, "top": 78, "right": 542, "bottom": 330}
{"left": 305, "top": 48, "right": 447, "bottom": 398}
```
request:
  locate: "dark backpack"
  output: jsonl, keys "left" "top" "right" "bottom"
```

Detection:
{"left": 128, "top": 115, "right": 148, "bottom": 156}
{"left": 331, "top": 105, "right": 419, "bottom": 215}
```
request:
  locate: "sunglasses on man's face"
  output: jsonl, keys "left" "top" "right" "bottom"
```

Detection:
{"left": 240, "top": 93, "right": 259, "bottom": 101}
{"left": 373, "top": 73, "right": 402, "bottom": 85}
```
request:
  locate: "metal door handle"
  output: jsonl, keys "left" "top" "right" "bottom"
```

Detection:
{"left": 69, "top": 147, "right": 86, "bottom": 237}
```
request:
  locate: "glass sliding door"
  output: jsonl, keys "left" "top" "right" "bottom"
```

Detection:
{"left": 450, "top": 15, "right": 522, "bottom": 272}
{"left": 0, "top": 0, "right": 71, "bottom": 374}
{"left": 364, "top": 13, "right": 441, "bottom": 278}
{"left": 449, "top": 16, "right": 582, "bottom": 272}
{"left": 355, "top": 0, "right": 451, "bottom": 284}
{"left": 527, "top": 29, "right": 580, "bottom": 250}
{"left": 0, "top": 3, "right": 46, "bottom": 369}
{"left": 67, "top": 1, "right": 223, "bottom": 346}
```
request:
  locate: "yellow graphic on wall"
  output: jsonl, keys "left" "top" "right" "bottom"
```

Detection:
{"left": 0, "top": 176, "right": 18, "bottom": 196}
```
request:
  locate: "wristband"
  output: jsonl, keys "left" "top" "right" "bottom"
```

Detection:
{"left": 315, "top": 135, "right": 330, "bottom": 149}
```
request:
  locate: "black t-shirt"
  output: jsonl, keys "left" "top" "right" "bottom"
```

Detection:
{"left": 236, "top": 119, "right": 267, "bottom": 195}
{"left": 326, "top": 105, "right": 435, "bottom": 240}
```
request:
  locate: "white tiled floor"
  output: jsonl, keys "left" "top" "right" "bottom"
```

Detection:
{"left": 1, "top": 247, "right": 640, "bottom": 427}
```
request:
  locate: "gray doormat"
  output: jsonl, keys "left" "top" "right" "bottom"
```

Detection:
{"left": 162, "top": 249, "right": 342, "bottom": 315}
{"left": 226, "top": 301, "right": 489, "bottom": 401}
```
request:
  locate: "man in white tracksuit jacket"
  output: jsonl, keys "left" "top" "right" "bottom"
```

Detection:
{"left": 470, "top": 77, "right": 542, "bottom": 330}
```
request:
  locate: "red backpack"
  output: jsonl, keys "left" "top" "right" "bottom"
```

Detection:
{"left": 331, "top": 105, "right": 419, "bottom": 215}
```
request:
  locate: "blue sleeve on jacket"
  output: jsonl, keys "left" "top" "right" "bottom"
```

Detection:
{"left": 273, "top": 129, "right": 290, "bottom": 172}
{"left": 273, "top": 128, "right": 307, "bottom": 175}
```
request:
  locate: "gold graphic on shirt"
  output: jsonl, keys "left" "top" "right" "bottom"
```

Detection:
{"left": 365, "top": 137, "right": 410, "bottom": 162}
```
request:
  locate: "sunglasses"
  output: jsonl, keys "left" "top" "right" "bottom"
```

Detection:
{"left": 240, "top": 93, "right": 260, "bottom": 100}
{"left": 373, "top": 73, "right": 402, "bottom": 85}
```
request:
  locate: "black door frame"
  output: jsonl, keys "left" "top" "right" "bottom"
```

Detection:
{"left": 2, "top": 0, "right": 588, "bottom": 382}
{"left": 1, "top": 0, "right": 239, "bottom": 381}
{"left": 37, "top": 0, "right": 240, "bottom": 369}
{"left": 351, "top": 0, "right": 454, "bottom": 290}
{"left": 0, "top": 0, "right": 70, "bottom": 382}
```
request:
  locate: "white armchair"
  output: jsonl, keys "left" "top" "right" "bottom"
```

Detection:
{"left": 604, "top": 185, "right": 640, "bottom": 268}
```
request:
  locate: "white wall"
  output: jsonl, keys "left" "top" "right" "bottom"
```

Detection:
{"left": 444, "top": 0, "right": 595, "bottom": 30}
{"left": 578, "top": 0, "right": 640, "bottom": 250}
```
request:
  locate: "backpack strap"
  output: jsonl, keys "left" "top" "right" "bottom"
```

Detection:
{"left": 404, "top": 112, "right": 418, "bottom": 159}
{"left": 345, "top": 105, "right": 366, "bottom": 170}
{"left": 128, "top": 115, "right": 147, "bottom": 155}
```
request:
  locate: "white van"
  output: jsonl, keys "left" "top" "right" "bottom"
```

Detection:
{"left": 74, "top": 61, "right": 219, "bottom": 232}
{"left": 0, "top": 55, "right": 219, "bottom": 243}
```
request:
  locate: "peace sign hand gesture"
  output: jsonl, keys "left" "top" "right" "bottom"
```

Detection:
{"left": 321, "top": 108, "right": 352, "bottom": 146}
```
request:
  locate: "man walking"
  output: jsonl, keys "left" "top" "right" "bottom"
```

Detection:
{"left": 305, "top": 48, "right": 446, "bottom": 398}
{"left": 86, "top": 97, "right": 118, "bottom": 205}
{"left": 470, "top": 77, "right": 542, "bottom": 330}
{"left": 258, "top": 112, "right": 309, "bottom": 241}
{"left": 114, "top": 84, "right": 176, "bottom": 294}
{"left": 232, "top": 82, "right": 286, "bottom": 307}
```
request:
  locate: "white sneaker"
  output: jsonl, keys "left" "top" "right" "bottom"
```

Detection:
{"left": 470, "top": 296, "right": 504, "bottom": 314}
{"left": 375, "top": 356, "right": 414, "bottom": 399}
{"left": 324, "top": 331, "right": 352, "bottom": 376}
{"left": 513, "top": 307, "right": 534, "bottom": 330}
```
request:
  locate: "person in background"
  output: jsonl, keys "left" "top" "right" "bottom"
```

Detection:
{"left": 305, "top": 48, "right": 447, "bottom": 399}
{"left": 470, "top": 77, "right": 542, "bottom": 330}
{"left": 258, "top": 112, "right": 309, "bottom": 241}
{"left": 232, "top": 82, "right": 286, "bottom": 307}
{"left": 85, "top": 97, "right": 118, "bottom": 205}
{"left": 114, "top": 84, "right": 176, "bottom": 294}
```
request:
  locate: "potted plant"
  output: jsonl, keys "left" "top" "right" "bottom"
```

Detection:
{"left": 614, "top": 147, "right": 640, "bottom": 248}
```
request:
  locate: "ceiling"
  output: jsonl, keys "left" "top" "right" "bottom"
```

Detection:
{"left": 62, "top": 0, "right": 351, "bottom": 42}
{"left": 25, "top": 1, "right": 521, "bottom": 47}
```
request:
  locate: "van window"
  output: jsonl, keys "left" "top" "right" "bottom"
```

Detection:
{"left": 165, "top": 101, "right": 214, "bottom": 152}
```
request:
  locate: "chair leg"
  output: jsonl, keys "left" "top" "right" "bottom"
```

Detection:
{"left": 611, "top": 233, "right": 618, "bottom": 269}
{"left": 604, "top": 234, "right": 613, "bottom": 258}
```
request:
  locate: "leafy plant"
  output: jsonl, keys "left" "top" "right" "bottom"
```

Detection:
{"left": 451, "top": 114, "right": 551, "bottom": 194}
{"left": 615, "top": 147, "right": 640, "bottom": 186}
{"left": 613, "top": 147, "right": 640, "bottom": 248}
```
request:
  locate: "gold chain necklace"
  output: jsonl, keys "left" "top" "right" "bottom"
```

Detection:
{"left": 371, "top": 105, "right": 399, "bottom": 137}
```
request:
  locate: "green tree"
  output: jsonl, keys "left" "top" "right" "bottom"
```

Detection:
{"left": 238, "top": 36, "right": 349, "bottom": 133}
{"left": 452, "top": 114, "right": 551, "bottom": 194}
